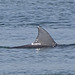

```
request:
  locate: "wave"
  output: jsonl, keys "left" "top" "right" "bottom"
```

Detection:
{"left": 0, "top": 46, "right": 11, "bottom": 49}
{"left": 57, "top": 43, "right": 75, "bottom": 48}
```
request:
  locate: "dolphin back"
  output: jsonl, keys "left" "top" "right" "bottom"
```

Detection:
{"left": 11, "top": 26, "right": 57, "bottom": 48}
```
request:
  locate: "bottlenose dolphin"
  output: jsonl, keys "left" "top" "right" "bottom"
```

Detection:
{"left": 12, "top": 26, "right": 57, "bottom": 48}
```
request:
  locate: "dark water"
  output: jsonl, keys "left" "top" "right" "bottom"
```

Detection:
{"left": 0, "top": 0, "right": 75, "bottom": 75}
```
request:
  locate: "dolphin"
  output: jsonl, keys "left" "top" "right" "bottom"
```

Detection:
{"left": 12, "top": 26, "right": 57, "bottom": 48}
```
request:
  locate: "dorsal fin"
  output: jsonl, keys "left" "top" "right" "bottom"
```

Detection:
{"left": 34, "top": 26, "right": 57, "bottom": 47}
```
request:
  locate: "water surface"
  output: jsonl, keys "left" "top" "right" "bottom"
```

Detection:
{"left": 0, "top": 0, "right": 75, "bottom": 75}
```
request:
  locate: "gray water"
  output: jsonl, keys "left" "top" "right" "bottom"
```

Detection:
{"left": 0, "top": 0, "right": 75, "bottom": 75}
